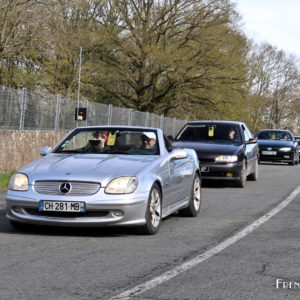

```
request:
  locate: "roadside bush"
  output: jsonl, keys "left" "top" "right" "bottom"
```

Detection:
{"left": 0, "top": 171, "right": 15, "bottom": 190}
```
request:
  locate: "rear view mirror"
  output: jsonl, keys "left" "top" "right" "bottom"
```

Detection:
{"left": 40, "top": 146, "right": 52, "bottom": 156}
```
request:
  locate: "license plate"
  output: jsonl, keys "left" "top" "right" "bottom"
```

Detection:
{"left": 200, "top": 166, "right": 209, "bottom": 172}
{"left": 39, "top": 201, "right": 85, "bottom": 212}
{"left": 262, "top": 151, "right": 277, "bottom": 155}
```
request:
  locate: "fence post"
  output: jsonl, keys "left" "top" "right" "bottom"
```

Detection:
{"left": 107, "top": 104, "right": 113, "bottom": 125}
{"left": 19, "top": 87, "right": 27, "bottom": 130}
{"left": 160, "top": 114, "right": 164, "bottom": 130}
{"left": 128, "top": 109, "right": 133, "bottom": 125}
{"left": 85, "top": 100, "right": 88, "bottom": 126}
{"left": 55, "top": 94, "right": 61, "bottom": 131}
{"left": 172, "top": 117, "right": 177, "bottom": 137}
{"left": 145, "top": 112, "right": 150, "bottom": 127}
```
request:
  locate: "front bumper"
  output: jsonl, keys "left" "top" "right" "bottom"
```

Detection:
{"left": 259, "top": 151, "right": 294, "bottom": 163}
{"left": 6, "top": 189, "right": 148, "bottom": 227}
{"left": 199, "top": 161, "right": 244, "bottom": 180}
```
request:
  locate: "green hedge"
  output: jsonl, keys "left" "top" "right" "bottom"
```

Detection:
{"left": 0, "top": 171, "right": 15, "bottom": 190}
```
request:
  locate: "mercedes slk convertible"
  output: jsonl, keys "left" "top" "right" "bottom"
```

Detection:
{"left": 6, "top": 126, "right": 201, "bottom": 234}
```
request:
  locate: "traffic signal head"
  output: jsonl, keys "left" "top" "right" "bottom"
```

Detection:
{"left": 75, "top": 107, "right": 87, "bottom": 121}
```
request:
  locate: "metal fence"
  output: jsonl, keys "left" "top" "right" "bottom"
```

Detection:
{"left": 0, "top": 85, "right": 186, "bottom": 136}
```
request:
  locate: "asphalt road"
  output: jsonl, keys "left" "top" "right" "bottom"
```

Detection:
{"left": 0, "top": 163, "right": 300, "bottom": 300}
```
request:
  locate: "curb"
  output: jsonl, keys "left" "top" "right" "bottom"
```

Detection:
{"left": 0, "top": 190, "right": 7, "bottom": 203}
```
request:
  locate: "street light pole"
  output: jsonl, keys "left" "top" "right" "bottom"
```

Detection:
{"left": 76, "top": 46, "right": 83, "bottom": 127}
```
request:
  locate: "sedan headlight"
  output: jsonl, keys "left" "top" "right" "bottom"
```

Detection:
{"left": 279, "top": 147, "right": 291, "bottom": 152}
{"left": 9, "top": 173, "right": 29, "bottom": 191}
{"left": 215, "top": 155, "right": 238, "bottom": 163}
{"left": 105, "top": 176, "right": 138, "bottom": 194}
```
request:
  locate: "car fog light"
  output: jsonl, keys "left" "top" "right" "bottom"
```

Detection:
{"left": 12, "top": 206, "right": 22, "bottom": 213}
{"left": 226, "top": 172, "right": 233, "bottom": 177}
{"left": 112, "top": 210, "right": 124, "bottom": 217}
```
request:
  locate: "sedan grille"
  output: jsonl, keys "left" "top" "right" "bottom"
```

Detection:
{"left": 34, "top": 181, "right": 101, "bottom": 196}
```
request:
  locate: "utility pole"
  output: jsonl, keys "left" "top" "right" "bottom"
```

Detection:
{"left": 76, "top": 46, "right": 83, "bottom": 127}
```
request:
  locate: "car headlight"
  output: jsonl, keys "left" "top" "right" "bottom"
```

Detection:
{"left": 279, "top": 147, "right": 291, "bottom": 152}
{"left": 215, "top": 155, "right": 238, "bottom": 163}
{"left": 105, "top": 176, "right": 138, "bottom": 194}
{"left": 9, "top": 173, "right": 29, "bottom": 191}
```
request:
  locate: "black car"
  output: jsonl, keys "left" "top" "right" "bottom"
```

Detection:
{"left": 294, "top": 136, "right": 300, "bottom": 157}
{"left": 294, "top": 136, "right": 300, "bottom": 148}
{"left": 171, "top": 121, "right": 259, "bottom": 188}
{"left": 255, "top": 129, "right": 299, "bottom": 165}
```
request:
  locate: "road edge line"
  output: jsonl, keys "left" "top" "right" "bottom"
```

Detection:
{"left": 110, "top": 184, "right": 300, "bottom": 300}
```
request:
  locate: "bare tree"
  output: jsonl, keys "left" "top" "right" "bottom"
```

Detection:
{"left": 245, "top": 42, "right": 300, "bottom": 132}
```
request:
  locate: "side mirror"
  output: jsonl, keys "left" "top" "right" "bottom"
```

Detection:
{"left": 167, "top": 135, "right": 174, "bottom": 142}
{"left": 246, "top": 138, "right": 257, "bottom": 144}
{"left": 170, "top": 150, "right": 188, "bottom": 160}
{"left": 40, "top": 146, "right": 52, "bottom": 156}
{"left": 166, "top": 144, "right": 173, "bottom": 152}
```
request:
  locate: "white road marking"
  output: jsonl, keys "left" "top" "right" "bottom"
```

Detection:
{"left": 110, "top": 185, "right": 300, "bottom": 300}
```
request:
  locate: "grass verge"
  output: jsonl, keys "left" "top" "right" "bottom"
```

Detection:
{"left": 0, "top": 171, "right": 15, "bottom": 190}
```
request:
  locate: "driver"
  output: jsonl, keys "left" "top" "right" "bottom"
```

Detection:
{"left": 140, "top": 132, "right": 157, "bottom": 153}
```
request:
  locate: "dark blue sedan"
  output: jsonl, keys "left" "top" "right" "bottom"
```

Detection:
{"left": 171, "top": 121, "right": 259, "bottom": 188}
{"left": 255, "top": 129, "right": 299, "bottom": 165}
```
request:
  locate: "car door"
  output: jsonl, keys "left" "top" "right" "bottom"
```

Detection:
{"left": 162, "top": 136, "right": 193, "bottom": 208}
{"left": 242, "top": 124, "right": 258, "bottom": 174}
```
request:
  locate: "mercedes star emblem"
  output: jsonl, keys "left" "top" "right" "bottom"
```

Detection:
{"left": 59, "top": 182, "right": 72, "bottom": 194}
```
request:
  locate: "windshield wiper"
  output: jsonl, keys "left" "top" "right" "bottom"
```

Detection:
{"left": 58, "top": 150, "right": 82, "bottom": 153}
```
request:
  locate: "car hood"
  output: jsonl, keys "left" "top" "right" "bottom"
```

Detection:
{"left": 172, "top": 141, "right": 243, "bottom": 159}
{"left": 257, "top": 140, "right": 294, "bottom": 148}
{"left": 19, "top": 153, "right": 157, "bottom": 186}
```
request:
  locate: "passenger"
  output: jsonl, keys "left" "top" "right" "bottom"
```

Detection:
{"left": 84, "top": 131, "right": 107, "bottom": 152}
{"left": 260, "top": 132, "right": 269, "bottom": 140}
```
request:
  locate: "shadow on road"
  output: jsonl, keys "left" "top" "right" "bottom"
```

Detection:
{"left": 201, "top": 179, "right": 237, "bottom": 189}
{"left": 258, "top": 161, "right": 296, "bottom": 166}
{"left": 0, "top": 208, "right": 178, "bottom": 238}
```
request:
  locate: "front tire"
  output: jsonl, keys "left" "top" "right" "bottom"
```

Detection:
{"left": 289, "top": 153, "right": 296, "bottom": 166}
{"left": 178, "top": 173, "right": 201, "bottom": 217}
{"left": 235, "top": 160, "right": 247, "bottom": 188}
{"left": 248, "top": 159, "right": 258, "bottom": 181}
{"left": 139, "top": 183, "right": 162, "bottom": 235}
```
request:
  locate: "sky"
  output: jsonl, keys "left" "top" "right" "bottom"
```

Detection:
{"left": 234, "top": 0, "right": 300, "bottom": 58}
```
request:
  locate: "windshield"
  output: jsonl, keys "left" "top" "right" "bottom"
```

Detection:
{"left": 54, "top": 128, "right": 159, "bottom": 155}
{"left": 256, "top": 131, "right": 292, "bottom": 141}
{"left": 175, "top": 124, "right": 242, "bottom": 144}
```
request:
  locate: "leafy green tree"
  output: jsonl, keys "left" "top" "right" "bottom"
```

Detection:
{"left": 86, "top": 0, "right": 248, "bottom": 117}
{"left": 0, "top": 0, "right": 42, "bottom": 88}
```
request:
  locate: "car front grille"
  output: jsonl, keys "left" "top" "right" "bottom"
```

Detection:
{"left": 260, "top": 147, "right": 279, "bottom": 151}
{"left": 34, "top": 181, "right": 101, "bottom": 196}
{"left": 23, "top": 208, "right": 108, "bottom": 218}
{"left": 199, "top": 158, "right": 215, "bottom": 163}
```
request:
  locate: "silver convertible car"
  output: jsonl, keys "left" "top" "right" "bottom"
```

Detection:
{"left": 6, "top": 126, "right": 201, "bottom": 234}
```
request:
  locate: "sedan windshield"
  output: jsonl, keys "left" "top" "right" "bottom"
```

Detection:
{"left": 256, "top": 131, "right": 292, "bottom": 141}
{"left": 55, "top": 128, "right": 159, "bottom": 155}
{"left": 175, "top": 124, "right": 242, "bottom": 144}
